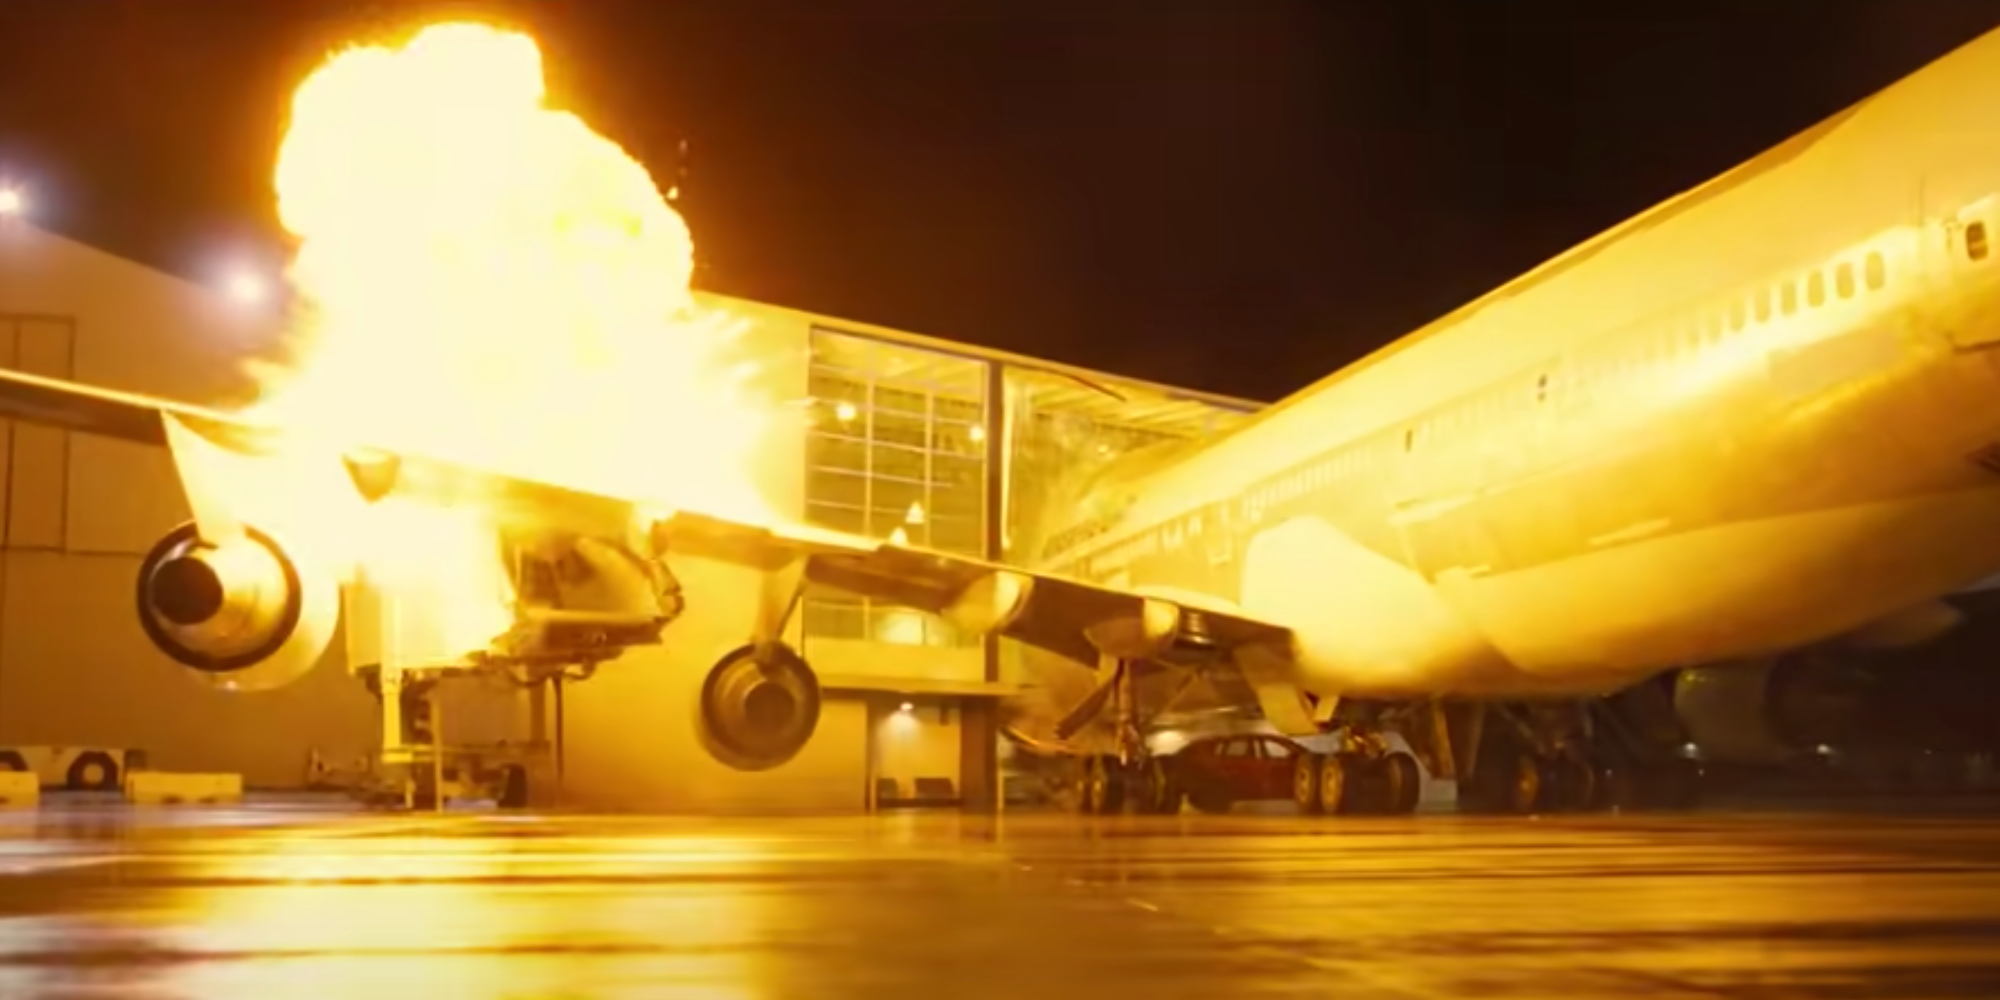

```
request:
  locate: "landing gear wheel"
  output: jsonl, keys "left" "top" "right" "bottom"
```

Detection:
{"left": 1140, "top": 758, "right": 1181, "bottom": 815}
{"left": 1080, "top": 755, "right": 1127, "bottom": 815}
{"left": 696, "top": 642, "right": 821, "bottom": 772}
{"left": 1324, "top": 752, "right": 1365, "bottom": 815}
{"left": 1380, "top": 752, "right": 1422, "bottom": 816}
{"left": 495, "top": 765, "right": 529, "bottom": 809}
{"left": 1543, "top": 756, "right": 1597, "bottom": 813}
{"left": 1294, "top": 753, "right": 1326, "bottom": 815}
{"left": 1504, "top": 755, "right": 1542, "bottom": 814}
{"left": 66, "top": 752, "right": 120, "bottom": 792}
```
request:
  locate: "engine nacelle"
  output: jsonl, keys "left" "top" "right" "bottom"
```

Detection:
{"left": 1676, "top": 658, "right": 1871, "bottom": 762}
{"left": 696, "top": 642, "right": 821, "bottom": 772}
{"left": 135, "top": 521, "right": 340, "bottom": 692}
{"left": 1672, "top": 649, "right": 2000, "bottom": 762}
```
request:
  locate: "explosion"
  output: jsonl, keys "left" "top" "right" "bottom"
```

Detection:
{"left": 260, "top": 22, "right": 772, "bottom": 519}
{"left": 215, "top": 22, "right": 780, "bottom": 656}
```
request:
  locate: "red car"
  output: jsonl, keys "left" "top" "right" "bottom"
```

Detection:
{"left": 1167, "top": 733, "right": 1309, "bottom": 813}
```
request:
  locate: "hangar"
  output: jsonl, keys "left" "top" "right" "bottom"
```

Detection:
{"left": 0, "top": 216, "right": 1258, "bottom": 812}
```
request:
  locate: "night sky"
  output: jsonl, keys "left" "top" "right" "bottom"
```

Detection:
{"left": 5, "top": 1, "right": 2000, "bottom": 403}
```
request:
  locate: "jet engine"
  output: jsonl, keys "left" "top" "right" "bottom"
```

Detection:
{"left": 1676, "top": 652, "right": 2000, "bottom": 762}
{"left": 134, "top": 521, "right": 340, "bottom": 692}
{"left": 1675, "top": 656, "right": 1870, "bottom": 761}
{"left": 695, "top": 641, "right": 821, "bottom": 772}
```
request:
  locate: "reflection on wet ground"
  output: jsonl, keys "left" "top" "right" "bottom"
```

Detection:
{"left": 0, "top": 800, "right": 1998, "bottom": 998}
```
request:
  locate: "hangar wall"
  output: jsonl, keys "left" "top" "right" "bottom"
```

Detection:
{"left": 0, "top": 224, "right": 378, "bottom": 788}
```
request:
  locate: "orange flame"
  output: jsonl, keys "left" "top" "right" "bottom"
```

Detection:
{"left": 261, "top": 22, "right": 772, "bottom": 518}
{"left": 236, "top": 22, "right": 778, "bottom": 658}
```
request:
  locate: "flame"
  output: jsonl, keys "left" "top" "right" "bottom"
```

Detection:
{"left": 239, "top": 22, "right": 779, "bottom": 656}
{"left": 263, "top": 22, "right": 771, "bottom": 513}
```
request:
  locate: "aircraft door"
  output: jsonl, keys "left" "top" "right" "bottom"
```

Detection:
{"left": 1940, "top": 200, "right": 2000, "bottom": 350}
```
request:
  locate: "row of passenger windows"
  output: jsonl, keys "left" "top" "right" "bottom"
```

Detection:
{"left": 1237, "top": 218, "right": 1998, "bottom": 516}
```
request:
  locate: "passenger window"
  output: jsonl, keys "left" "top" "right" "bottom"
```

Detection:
{"left": 1728, "top": 298, "right": 1746, "bottom": 331}
{"left": 1864, "top": 251, "right": 1885, "bottom": 290}
{"left": 1218, "top": 739, "right": 1251, "bottom": 758}
{"left": 1806, "top": 271, "right": 1826, "bottom": 307}
{"left": 1753, "top": 286, "right": 1771, "bottom": 322}
{"left": 1836, "top": 262, "right": 1855, "bottom": 298}
{"left": 1970, "top": 221, "right": 1991, "bottom": 262}
{"left": 1779, "top": 281, "right": 1797, "bottom": 316}
{"left": 1704, "top": 313, "right": 1723, "bottom": 343}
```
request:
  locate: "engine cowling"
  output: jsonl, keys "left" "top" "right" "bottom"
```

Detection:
{"left": 696, "top": 641, "right": 821, "bottom": 772}
{"left": 1676, "top": 657, "right": 1871, "bottom": 762}
{"left": 1676, "top": 651, "right": 2000, "bottom": 762}
{"left": 135, "top": 521, "right": 340, "bottom": 692}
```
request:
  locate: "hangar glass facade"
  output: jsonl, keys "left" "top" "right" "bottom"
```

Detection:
{"left": 803, "top": 328, "right": 989, "bottom": 648}
{"left": 801, "top": 324, "right": 1259, "bottom": 653}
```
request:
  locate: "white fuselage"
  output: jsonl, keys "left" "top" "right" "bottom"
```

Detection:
{"left": 1043, "top": 26, "right": 2000, "bottom": 703}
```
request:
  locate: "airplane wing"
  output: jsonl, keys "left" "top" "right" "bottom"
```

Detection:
{"left": 0, "top": 367, "right": 1307, "bottom": 726}
{"left": 657, "top": 511, "right": 1294, "bottom": 671}
{"left": 0, "top": 367, "right": 641, "bottom": 538}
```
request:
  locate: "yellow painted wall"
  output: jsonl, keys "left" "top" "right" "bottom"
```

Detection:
{"left": 0, "top": 226, "right": 381, "bottom": 787}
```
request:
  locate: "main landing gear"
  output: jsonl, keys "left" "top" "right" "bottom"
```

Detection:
{"left": 1077, "top": 752, "right": 1183, "bottom": 816}
{"left": 1073, "top": 651, "right": 1190, "bottom": 815}
{"left": 1457, "top": 700, "right": 1703, "bottom": 814}
{"left": 1293, "top": 735, "right": 1424, "bottom": 817}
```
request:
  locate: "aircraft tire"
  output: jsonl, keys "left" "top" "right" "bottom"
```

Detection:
{"left": 1080, "top": 755, "right": 1126, "bottom": 815}
{"left": 1327, "top": 752, "right": 1368, "bottom": 815}
{"left": 1143, "top": 758, "right": 1182, "bottom": 815}
{"left": 1382, "top": 752, "right": 1423, "bottom": 815}
{"left": 1541, "top": 756, "right": 1596, "bottom": 813}
{"left": 1293, "top": 753, "right": 1326, "bottom": 814}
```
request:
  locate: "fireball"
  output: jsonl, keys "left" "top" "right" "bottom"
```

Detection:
{"left": 261, "top": 22, "right": 772, "bottom": 518}
{"left": 218, "top": 22, "right": 780, "bottom": 657}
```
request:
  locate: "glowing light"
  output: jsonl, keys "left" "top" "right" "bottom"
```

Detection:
{"left": 226, "top": 272, "right": 268, "bottom": 305}
{"left": 904, "top": 501, "right": 925, "bottom": 525}
{"left": 0, "top": 187, "right": 20, "bottom": 217}
{"left": 231, "top": 22, "right": 786, "bottom": 651}
{"left": 835, "top": 401, "right": 858, "bottom": 423}
{"left": 898, "top": 701, "right": 914, "bottom": 714}
{"left": 967, "top": 423, "right": 985, "bottom": 443}
{"left": 888, "top": 526, "right": 909, "bottom": 546}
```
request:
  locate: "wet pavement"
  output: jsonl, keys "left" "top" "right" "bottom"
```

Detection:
{"left": 0, "top": 801, "right": 1997, "bottom": 999}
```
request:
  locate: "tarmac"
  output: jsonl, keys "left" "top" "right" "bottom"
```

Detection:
{"left": 0, "top": 797, "right": 1997, "bottom": 999}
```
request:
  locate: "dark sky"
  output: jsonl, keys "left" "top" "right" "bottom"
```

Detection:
{"left": 4, "top": 1, "right": 2000, "bottom": 402}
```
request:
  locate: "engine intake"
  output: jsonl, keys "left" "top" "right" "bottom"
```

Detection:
{"left": 696, "top": 642, "right": 822, "bottom": 771}
{"left": 135, "top": 521, "right": 339, "bottom": 691}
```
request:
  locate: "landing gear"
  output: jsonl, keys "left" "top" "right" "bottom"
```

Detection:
{"left": 1294, "top": 747, "right": 1423, "bottom": 816}
{"left": 1458, "top": 701, "right": 1705, "bottom": 815}
{"left": 1075, "top": 754, "right": 1182, "bottom": 815}
{"left": 695, "top": 641, "right": 823, "bottom": 772}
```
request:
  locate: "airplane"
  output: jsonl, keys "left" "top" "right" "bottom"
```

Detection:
{"left": 8, "top": 23, "right": 2000, "bottom": 816}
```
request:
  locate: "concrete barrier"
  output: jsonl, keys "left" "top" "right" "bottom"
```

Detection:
{"left": 0, "top": 771, "right": 37, "bottom": 808}
{"left": 123, "top": 772, "right": 243, "bottom": 806}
